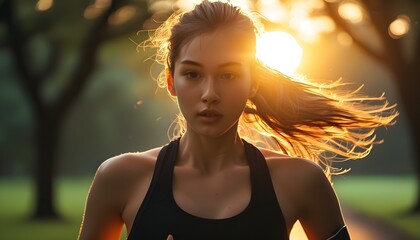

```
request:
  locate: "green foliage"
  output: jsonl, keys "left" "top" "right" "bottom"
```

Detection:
{"left": 58, "top": 36, "right": 179, "bottom": 176}
{"left": 0, "top": 39, "right": 178, "bottom": 176}
{"left": 0, "top": 0, "right": 176, "bottom": 177}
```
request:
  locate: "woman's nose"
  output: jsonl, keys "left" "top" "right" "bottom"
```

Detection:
{"left": 201, "top": 78, "right": 220, "bottom": 104}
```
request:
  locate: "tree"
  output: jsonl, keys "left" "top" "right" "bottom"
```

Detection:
{"left": 323, "top": 0, "right": 420, "bottom": 213}
{"left": 0, "top": 0, "right": 152, "bottom": 219}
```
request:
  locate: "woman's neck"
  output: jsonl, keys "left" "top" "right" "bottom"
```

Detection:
{"left": 177, "top": 130, "right": 247, "bottom": 175}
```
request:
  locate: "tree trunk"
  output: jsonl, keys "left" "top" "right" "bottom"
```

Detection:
{"left": 395, "top": 65, "right": 420, "bottom": 213}
{"left": 1, "top": 0, "right": 152, "bottom": 221}
{"left": 403, "top": 104, "right": 420, "bottom": 213}
{"left": 31, "top": 111, "right": 62, "bottom": 219}
{"left": 410, "top": 122, "right": 420, "bottom": 212}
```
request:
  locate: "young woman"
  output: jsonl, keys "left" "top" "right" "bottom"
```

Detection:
{"left": 78, "top": 1, "right": 397, "bottom": 239}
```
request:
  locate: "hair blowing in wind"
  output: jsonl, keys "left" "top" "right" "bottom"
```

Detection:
{"left": 139, "top": 0, "right": 398, "bottom": 176}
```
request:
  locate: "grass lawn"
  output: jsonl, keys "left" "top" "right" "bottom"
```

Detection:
{"left": 334, "top": 175, "right": 420, "bottom": 239}
{"left": 0, "top": 178, "right": 127, "bottom": 240}
{"left": 0, "top": 176, "right": 418, "bottom": 239}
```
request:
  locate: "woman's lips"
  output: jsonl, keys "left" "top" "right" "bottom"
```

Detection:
{"left": 198, "top": 109, "right": 222, "bottom": 123}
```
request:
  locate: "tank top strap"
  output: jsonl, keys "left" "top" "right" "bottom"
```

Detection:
{"left": 243, "top": 139, "right": 280, "bottom": 206}
{"left": 136, "top": 138, "right": 178, "bottom": 213}
{"left": 151, "top": 138, "right": 276, "bottom": 205}
{"left": 149, "top": 138, "right": 180, "bottom": 201}
{"left": 243, "top": 140, "right": 288, "bottom": 239}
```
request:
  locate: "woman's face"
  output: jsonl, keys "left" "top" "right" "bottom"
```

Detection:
{"left": 172, "top": 28, "right": 256, "bottom": 137}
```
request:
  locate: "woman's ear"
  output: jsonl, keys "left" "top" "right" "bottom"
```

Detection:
{"left": 166, "top": 68, "right": 176, "bottom": 96}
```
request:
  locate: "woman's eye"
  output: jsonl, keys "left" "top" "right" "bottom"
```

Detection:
{"left": 185, "top": 72, "right": 200, "bottom": 79}
{"left": 221, "top": 73, "right": 235, "bottom": 80}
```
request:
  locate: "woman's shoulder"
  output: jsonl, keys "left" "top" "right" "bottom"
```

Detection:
{"left": 93, "top": 146, "right": 163, "bottom": 187}
{"left": 258, "top": 147, "right": 324, "bottom": 177}
{"left": 258, "top": 147, "right": 337, "bottom": 228}
{"left": 79, "top": 146, "right": 166, "bottom": 239}
{"left": 258, "top": 147, "right": 330, "bottom": 204}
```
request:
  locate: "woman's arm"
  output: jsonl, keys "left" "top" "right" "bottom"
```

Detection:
{"left": 297, "top": 161, "right": 349, "bottom": 240}
{"left": 266, "top": 153, "right": 350, "bottom": 240}
{"left": 78, "top": 157, "right": 129, "bottom": 240}
{"left": 78, "top": 150, "right": 159, "bottom": 240}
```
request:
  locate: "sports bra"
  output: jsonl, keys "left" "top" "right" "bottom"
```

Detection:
{"left": 127, "top": 138, "right": 289, "bottom": 240}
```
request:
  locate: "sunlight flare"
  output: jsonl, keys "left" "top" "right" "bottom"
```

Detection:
{"left": 256, "top": 31, "right": 303, "bottom": 75}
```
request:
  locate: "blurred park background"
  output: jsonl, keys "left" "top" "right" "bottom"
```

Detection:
{"left": 0, "top": 0, "right": 419, "bottom": 239}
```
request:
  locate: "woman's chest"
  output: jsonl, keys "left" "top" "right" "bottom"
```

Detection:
{"left": 172, "top": 166, "right": 251, "bottom": 219}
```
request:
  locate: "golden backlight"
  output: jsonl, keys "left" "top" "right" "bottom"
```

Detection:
{"left": 256, "top": 31, "right": 303, "bottom": 75}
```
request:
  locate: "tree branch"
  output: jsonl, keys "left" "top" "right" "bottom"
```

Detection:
{"left": 35, "top": 38, "right": 61, "bottom": 84}
{"left": 361, "top": 0, "right": 405, "bottom": 71}
{"left": 324, "top": 2, "right": 386, "bottom": 66}
{"left": 102, "top": 1, "right": 152, "bottom": 41}
{"left": 54, "top": 0, "right": 131, "bottom": 117}
{"left": 2, "top": 0, "right": 42, "bottom": 109}
{"left": 101, "top": 8, "right": 152, "bottom": 41}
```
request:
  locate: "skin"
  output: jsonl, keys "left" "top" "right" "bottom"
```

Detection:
{"left": 78, "top": 28, "right": 345, "bottom": 240}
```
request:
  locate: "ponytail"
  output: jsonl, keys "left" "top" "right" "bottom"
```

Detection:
{"left": 240, "top": 61, "right": 397, "bottom": 174}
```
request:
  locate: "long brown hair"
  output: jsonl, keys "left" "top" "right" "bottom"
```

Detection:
{"left": 140, "top": 0, "right": 398, "bottom": 175}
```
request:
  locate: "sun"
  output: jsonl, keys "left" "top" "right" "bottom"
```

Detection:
{"left": 256, "top": 31, "right": 303, "bottom": 75}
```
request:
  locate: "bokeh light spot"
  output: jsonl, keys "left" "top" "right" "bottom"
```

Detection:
{"left": 36, "top": 0, "right": 53, "bottom": 11}
{"left": 108, "top": 6, "right": 136, "bottom": 25}
{"left": 338, "top": 1, "right": 363, "bottom": 24}
{"left": 389, "top": 15, "right": 410, "bottom": 39}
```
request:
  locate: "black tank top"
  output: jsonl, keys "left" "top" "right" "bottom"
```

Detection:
{"left": 127, "top": 138, "right": 288, "bottom": 240}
